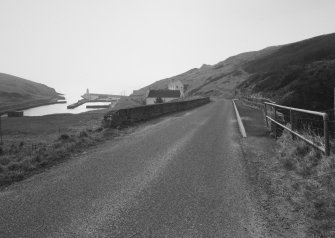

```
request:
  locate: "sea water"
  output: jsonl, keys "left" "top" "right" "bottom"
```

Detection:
{"left": 23, "top": 94, "right": 112, "bottom": 116}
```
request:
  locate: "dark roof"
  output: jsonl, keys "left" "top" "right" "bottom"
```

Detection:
{"left": 147, "top": 90, "right": 181, "bottom": 98}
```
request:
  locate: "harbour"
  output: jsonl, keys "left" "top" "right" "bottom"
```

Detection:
{"left": 22, "top": 100, "right": 112, "bottom": 116}
{"left": 1, "top": 89, "right": 122, "bottom": 117}
{"left": 66, "top": 89, "right": 123, "bottom": 109}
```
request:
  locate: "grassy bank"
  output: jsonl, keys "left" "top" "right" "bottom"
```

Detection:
{"left": 0, "top": 111, "right": 110, "bottom": 187}
{"left": 270, "top": 130, "right": 335, "bottom": 237}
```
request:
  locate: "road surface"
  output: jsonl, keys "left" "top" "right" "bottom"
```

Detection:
{"left": 0, "top": 99, "right": 256, "bottom": 237}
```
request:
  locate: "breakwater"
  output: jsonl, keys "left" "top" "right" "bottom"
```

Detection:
{"left": 86, "top": 105, "right": 110, "bottom": 109}
{"left": 67, "top": 99, "right": 88, "bottom": 109}
{"left": 102, "top": 97, "right": 210, "bottom": 128}
{"left": 68, "top": 99, "right": 117, "bottom": 109}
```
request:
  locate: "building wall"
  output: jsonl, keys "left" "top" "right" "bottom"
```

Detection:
{"left": 146, "top": 98, "right": 156, "bottom": 105}
{"left": 168, "top": 80, "right": 184, "bottom": 97}
{"left": 146, "top": 97, "right": 177, "bottom": 105}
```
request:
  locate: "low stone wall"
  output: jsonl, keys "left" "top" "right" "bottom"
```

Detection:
{"left": 102, "top": 97, "right": 210, "bottom": 128}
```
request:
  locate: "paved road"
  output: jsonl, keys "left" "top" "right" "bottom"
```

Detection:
{"left": 0, "top": 99, "right": 254, "bottom": 237}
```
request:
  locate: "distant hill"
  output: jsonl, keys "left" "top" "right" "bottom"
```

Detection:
{"left": 133, "top": 33, "right": 335, "bottom": 111}
{"left": 132, "top": 46, "right": 280, "bottom": 99}
{"left": 238, "top": 33, "right": 335, "bottom": 110}
{"left": 0, "top": 73, "right": 63, "bottom": 112}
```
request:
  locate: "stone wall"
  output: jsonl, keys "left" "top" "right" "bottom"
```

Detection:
{"left": 102, "top": 97, "right": 210, "bottom": 128}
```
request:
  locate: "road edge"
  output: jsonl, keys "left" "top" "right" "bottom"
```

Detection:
{"left": 232, "top": 99, "right": 247, "bottom": 138}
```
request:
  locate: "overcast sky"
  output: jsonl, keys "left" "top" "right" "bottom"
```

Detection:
{"left": 0, "top": 0, "right": 334, "bottom": 98}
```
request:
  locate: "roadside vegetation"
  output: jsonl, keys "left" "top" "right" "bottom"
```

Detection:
{"left": 271, "top": 130, "right": 335, "bottom": 237}
{"left": 0, "top": 129, "right": 103, "bottom": 186}
{"left": 0, "top": 111, "right": 113, "bottom": 187}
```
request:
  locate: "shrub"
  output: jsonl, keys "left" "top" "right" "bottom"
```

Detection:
{"left": 9, "top": 144, "right": 18, "bottom": 153}
{"left": 7, "top": 162, "right": 21, "bottom": 171}
{"left": 39, "top": 160, "right": 49, "bottom": 167}
{"left": 9, "top": 171, "right": 24, "bottom": 182}
{"left": 154, "top": 97, "right": 163, "bottom": 104}
{"left": 79, "top": 131, "right": 88, "bottom": 138}
{"left": 46, "top": 152, "right": 59, "bottom": 162}
{"left": 33, "top": 154, "right": 42, "bottom": 163}
{"left": 8, "top": 158, "right": 31, "bottom": 171}
{"left": 294, "top": 142, "right": 311, "bottom": 157}
{"left": 95, "top": 127, "right": 103, "bottom": 132}
{"left": 68, "top": 136, "right": 77, "bottom": 143}
{"left": 55, "top": 146, "right": 69, "bottom": 157}
{"left": 18, "top": 159, "right": 36, "bottom": 172}
{"left": 276, "top": 129, "right": 335, "bottom": 237}
{"left": 281, "top": 157, "right": 296, "bottom": 171}
{"left": 0, "top": 156, "right": 10, "bottom": 166}
{"left": 0, "top": 122, "right": 105, "bottom": 187}
{"left": 59, "top": 134, "right": 70, "bottom": 140}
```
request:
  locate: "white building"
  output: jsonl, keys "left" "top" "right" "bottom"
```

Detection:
{"left": 145, "top": 90, "right": 181, "bottom": 105}
{"left": 168, "top": 80, "right": 184, "bottom": 97}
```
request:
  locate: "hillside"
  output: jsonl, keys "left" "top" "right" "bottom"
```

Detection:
{"left": 0, "top": 73, "right": 63, "bottom": 112}
{"left": 239, "top": 33, "right": 335, "bottom": 110}
{"left": 133, "top": 33, "right": 335, "bottom": 111}
{"left": 132, "top": 46, "right": 280, "bottom": 99}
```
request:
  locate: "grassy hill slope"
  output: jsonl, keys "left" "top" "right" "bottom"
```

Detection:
{"left": 239, "top": 33, "right": 335, "bottom": 110}
{"left": 0, "top": 73, "right": 63, "bottom": 112}
{"left": 133, "top": 33, "right": 335, "bottom": 111}
{"left": 132, "top": 46, "right": 280, "bottom": 99}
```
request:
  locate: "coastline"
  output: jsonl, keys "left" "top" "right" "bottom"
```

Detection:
{"left": 0, "top": 98, "right": 66, "bottom": 115}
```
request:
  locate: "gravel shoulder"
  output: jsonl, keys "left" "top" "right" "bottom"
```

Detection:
{"left": 235, "top": 100, "right": 306, "bottom": 237}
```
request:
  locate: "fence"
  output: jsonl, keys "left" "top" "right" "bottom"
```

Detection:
{"left": 265, "top": 102, "right": 330, "bottom": 156}
{"left": 323, "top": 108, "right": 335, "bottom": 139}
{"left": 240, "top": 96, "right": 332, "bottom": 156}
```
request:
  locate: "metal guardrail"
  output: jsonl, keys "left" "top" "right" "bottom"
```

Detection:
{"left": 265, "top": 102, "right": 330, "bottom": 156}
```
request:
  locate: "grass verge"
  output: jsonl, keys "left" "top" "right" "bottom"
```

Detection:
{"left": 0, "top": 111, "right": 130, "bottom": 188}
{"left": 0, "top": 128, "right": 106, "bottom": 187}
{"left": 272, "top": 130, "right": 335, "bottom": 237}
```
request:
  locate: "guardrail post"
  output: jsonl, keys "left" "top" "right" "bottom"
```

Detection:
{"left": 324, "top": 113, "right": 330, "bottom": 156}
{"left": 274, "top": 107, "right": 277, "bottom": 139}
{"left": 264, "top": 103, "right": 268, "bottom": 128}
{"left": 290, "top": 109, "right": 295, "bottom": 140}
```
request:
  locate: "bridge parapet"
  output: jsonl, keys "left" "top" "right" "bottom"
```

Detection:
{"left": 102, "top": 97, "right": 210, "bottom": 128}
